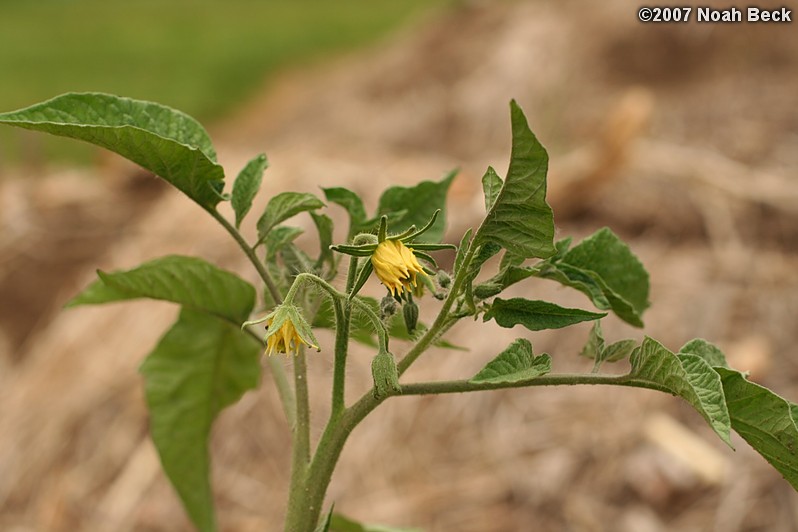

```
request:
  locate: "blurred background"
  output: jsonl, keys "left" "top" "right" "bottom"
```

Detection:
{"left": 1, "top": 0, "right": 797, "bottom": 530}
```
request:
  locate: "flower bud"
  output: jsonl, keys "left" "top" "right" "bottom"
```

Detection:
{"left": 379, "top": 295, "right": 397, "bottom": 320}
{"left": 403, "top": 300, "right": 419, "bottom": 334}
{"left": 436, "top": 270, "right": 452, "bottom": 289}
{"left": 371, "top": 349, "right": 401, "bottom": 399}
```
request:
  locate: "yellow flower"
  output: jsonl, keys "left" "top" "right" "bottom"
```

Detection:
{"left": 253, "top": 304, "right": 319, "bottom": 356}
{"left": 371, "top": 239, "right": 427, "bottom": 297}
{"left": 243, "top": 304, "right": 319, "bottom": 356}
{"left": 264, "top": 319, "right": 303, "bottom": 356}
{"left": 331, "top": 211, "right": 454, "bottom": 299}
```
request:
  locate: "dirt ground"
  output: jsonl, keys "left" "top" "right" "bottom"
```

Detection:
{"left": 1, "top": 1, "right": 798, "bottom": 530}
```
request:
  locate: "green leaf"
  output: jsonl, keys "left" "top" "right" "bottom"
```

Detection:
{"left": 140, "top": 309, "right": 261, "bottom": 532}
{"left": 475, "top": 250, "right": 537, "bottom": 297}
{"left": 263, "top": 226, "right": 304, "bottom": 261}
{"left": 457, "top": 241, "right": 502, "bottom": 314}
{"left": 476, "top": 101, "right": 555, "bottom": 259}
{"left": 472, "top": 282, "right": 502, "bottom": 300}
{"left": 311, "top": 212, "right": 335, "bottom": 271}
{"left": 580, "top": 322, "right": 637, "bottom": 370}
{"left": 470, "top": 338, "right": 551, "bottom": 384}
{"left": 256, "top": 191, "right": 325, "bottom": 242}
{"left": 679, "top": 338, "right": 728, "bottom": 368}
{"left": 280, "top": 243, "right": 316, "bottom": 277}
{"left": 330, "top": 513, "right": 422, "bottom": 532}
{"left": 629, "top": 337, "right": 732, "bottom": 446}
{"left": 558, "top": 228, "right": 650, "bottom": 327}
{"left": 536, "top": 262, "right": 611, "bottom": 311}
{"left": 484, "top": 298, "right": 606, "bottom": 331}
{"left": 552, "top": 237, "right": 573, "bottom": 258}
{"left": 716, "top": 368, "right": 798, "bottom": 490}
{"left": 315, "top": 505, "right": 335, "bottom": 532}
{"left": 601, "top": 339, "right": 637, "bottom": 363}
{"left": 481, "top": 166, "right": 503, "bottom": 212}
{"left": 499, "top": 249, "right": 527, "bottom": 271}
{"left": 67, "top": 255, "right": 255, "bottom": 323}
{"left": 0, "top": 93, "right": 224, "bottom": 208}
{"left": 231, "top": 153, "right": 268, "bottom": 228}
{"left": 323, "top": 187, "right": 367, "bottom": 239}
{"left": 453, "top": 228, "right": 473, "bottom": 276}
{"left": 348, "top": 261, "right": 374, "bottom": 300}
{"left": 468, "top": 251, "right": 523, "bottom": 297}
{"left": 467, "top": 242, "right": 502, "bottom": 280}
{"left": 580, "top": 321, "right": 605, "bottom": 360}
{"left": 375, "top": 170, "right": 456, "bottom": 243}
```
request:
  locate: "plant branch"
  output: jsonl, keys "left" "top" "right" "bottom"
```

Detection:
{"left": 284, "top": 347, "right": 312, "bottom": 530}
{"left": 399, "top": 373, "right": 675, "bottom": 395}
{"left": 349, "top": 297, "right": 390, "bottom": 353}
{"left": 299, "top": 392, "right": 384, "bottom": 530}
{"left": 293, "top": 349, "right": 311, "bottom": 461}
{"left": 330, "top": 257, "right": 358, "bottom": 417}
{"left": 331, "top": 298, "right": 349, "bottom": 417}
{"left": 208, "top": 208, "right": 282, "bottom": 304}
{"left": 397, "top": 244, "right": 476, "bottom": 375}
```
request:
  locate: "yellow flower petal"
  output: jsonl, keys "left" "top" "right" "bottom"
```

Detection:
{"left": 371, "top": 239, "right": 427, "bottom": 297}
{"left": 265, "top": 318, "right": 313, "bottom": 356}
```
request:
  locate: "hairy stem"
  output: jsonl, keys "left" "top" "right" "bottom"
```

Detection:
{"left": 208, "top": 208, "right": 282, "bottom": 304}
{"left": 397, "top": 244, "right": 476, "bottom": 375}
{"left": 399, "top": 373, "right": 674, "bottom": 396}
{"left": 330, "top": 257, "right": 358, "bottom": 417}
{"left": 267, "top": 356, "right": 296, "bottom": 428}
{"left": 330, "top": 298, "right": 349, "bottom": 417}
{"left": 243, "top": 326, "right": 296, "bottom": 427}
{"left": 299, "top": 392, "right": 384, "bottom": 529}
{"left": 284, "top": 348, "right": 312, "bottom": 532}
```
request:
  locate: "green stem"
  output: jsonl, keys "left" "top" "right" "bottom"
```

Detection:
{"left": 397, "top": 244, "right": 476, "bottom": 375}
{"left": 208, "top": 208, "right": 282, "bottom": 304}
{"left": 284, "top": 348, "right": 312, "bottom": 532}
{"left": 282, "top": 272, "right": 394, "bottom": 529}
{"left": 330, "top": 257, "right": 358, "bottom": 417}
{"left": 331, "top": 299, "right": 349, "bottom": 417}
{"left": 267, "top": 356, "right": 296, "bottom": 427}
{"left": 399, "top": 373, "right": 674, "bottom": 396}
{"left": 349, "top": 298, "right": 390, "bottom": 352}
{"left": 243, "top": 326, "right": 296, "bottom": 427}
{"left": 298, "top": 392, "right": 383, "bottom": 530}
{"left": 291, "top": 369, "right": 677, "bottom": 529}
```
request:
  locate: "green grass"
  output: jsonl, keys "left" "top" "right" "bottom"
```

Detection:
{"left": 0, "top": 0, "right": 449, "bottom": 165}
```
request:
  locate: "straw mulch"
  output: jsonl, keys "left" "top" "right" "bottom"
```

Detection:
{"left": 2, "top": 2, "right": 798, "bottom": 530}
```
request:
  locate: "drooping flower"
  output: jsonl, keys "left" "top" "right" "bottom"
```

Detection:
{"left": 244, "top": 304, "right": 319, "bottom": 356}
{"left": 331, "top": 210, "right": 454, "bottom": 299}
{"left": 371, "top": 239, "right": 427, "bottom": 297}
{"left": 266, "top": 318, "right": 311, "bottom": 356}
